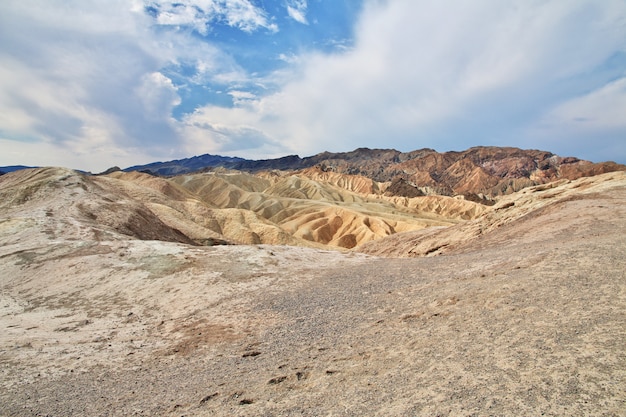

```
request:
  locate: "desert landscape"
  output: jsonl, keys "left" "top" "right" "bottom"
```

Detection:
{"left": 1, "top": 148, "right": 625, "bottom": 416}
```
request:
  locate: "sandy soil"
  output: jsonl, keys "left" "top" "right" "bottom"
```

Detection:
{"left": 0, "top": 172, "right": 625, "bottom": 416}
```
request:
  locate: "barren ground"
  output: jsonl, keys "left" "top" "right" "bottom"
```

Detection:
{"left": 0, "top": 172, "right": 625, "bottom": 416}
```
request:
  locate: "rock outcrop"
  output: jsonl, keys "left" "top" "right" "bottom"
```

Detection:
{"left": 358, "top": 171, "right": 626, "bottom": 257}
{"left": 125, "top": 146, "right": 626, "bottom": 199}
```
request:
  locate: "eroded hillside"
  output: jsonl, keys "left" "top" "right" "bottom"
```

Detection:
{"left": 2, "top": 167, "right": 489, "bottom": 251}
{"left": 359, "top": 171, "right": 626, "bottom": 257}
{"left": 164, "top": 168, "right": 482, "bottom": 248}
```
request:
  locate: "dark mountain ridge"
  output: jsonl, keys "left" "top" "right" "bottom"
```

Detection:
{"left": 124, "top": 154, "right": 246, "bottom": 176}
{"left": 0, "top": 165, "right": 36, "bottom": 175}
{"left": 124, "top": 146, "right": 626, "bottom": 198}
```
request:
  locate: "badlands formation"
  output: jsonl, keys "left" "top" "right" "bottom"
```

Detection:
{"left": 0, "top": 158, "right": 625, "bottom": 416}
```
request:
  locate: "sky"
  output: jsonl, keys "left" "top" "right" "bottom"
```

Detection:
{"left": 0, "top": 0, "right": 625, "bottom": 172}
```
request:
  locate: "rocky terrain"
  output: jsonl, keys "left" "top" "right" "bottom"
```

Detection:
{"left": 0, "top": 166, "right": 486, "bottom": 251}
{"left": 0, "top": 158, "right": 625, "bottom": 416}
{"left": 124, "top": 146, "right": 625, "bottom": 199}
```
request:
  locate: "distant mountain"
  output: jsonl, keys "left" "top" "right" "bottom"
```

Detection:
{"left": 124, "top": 148, "right": 420, "bottom": 175}
{"left": 0, "top": 165, "right": 36, "bottom": 175}
{"left": 124, "top": 146, "right": 626, "bottom": 198}
{"left": 124, "top": 154, "right": 246, "bottom": 176}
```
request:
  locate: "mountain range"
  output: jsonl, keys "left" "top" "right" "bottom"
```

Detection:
{"left": 122, "top": 146, "right": 625, "bottom": 200}
{"left": 4, "top": 147, "right": 623, "bottom": 202}
{"left": 0, "top": 146, "right": 623, "bottom": 251}
{"left": 1, "top": 146, "right": 625, "bottom": 415}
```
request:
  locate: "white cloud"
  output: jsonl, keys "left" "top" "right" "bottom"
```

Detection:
{"left": 179, "top": 104, "right": 288, "bottom": 157}
{"left": 136, "top": 72, "right": 181, "bottom": 120}
{"left": 286, "top": 0, "right": 308, "bottom": 25}
{"left": 1, "top": 0, "right": 625, "bottom": 171}
{"left": 228, "top": 90, "right": 257, "bottom": 105}
{"left": 0, "top": 0, "right": 269, "bottom": 170}
{"left": 145, "top": 0, "right": 278, "bottom": 34}
{"left": 220, "top": 0, "right": 278, "bottom": 32}
{"left": 185, "top": 0, "right": 626, "bottom": 160}
{"left": 543, "top": 78, "right": 626, "bottom": 131}
{"left": 0, "top": 134, "right": 159, "bottom": 172}
{"left": 525, "top": 77, "right": 626, "bottom": 161}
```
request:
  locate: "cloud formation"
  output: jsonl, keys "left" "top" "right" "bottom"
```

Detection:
{"left": 286, "top": 0, "right": 308, "bottom": 25}
{"left": 183, "top": 0, "right": 626, "bottom": 162}
{"left": 145, "top": 0, "right": 278, "bottom": 33}
{"left": 0, "top": 0, "right": 625, "bottom": 171}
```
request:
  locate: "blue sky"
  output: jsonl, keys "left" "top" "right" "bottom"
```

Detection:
{"left": 0, "top": 0, "right": 625, "bottom": 172}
